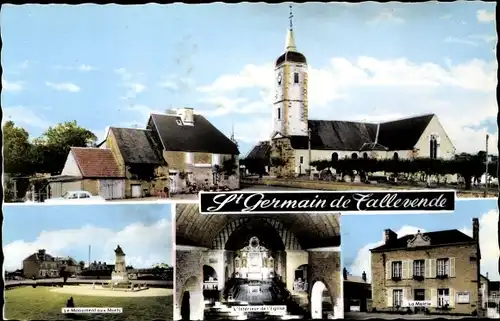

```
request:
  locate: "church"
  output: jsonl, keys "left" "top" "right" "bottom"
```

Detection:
{"left": 247, "top": 8, "right": 456, "bottom": 177}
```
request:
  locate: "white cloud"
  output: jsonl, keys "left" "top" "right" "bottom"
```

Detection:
{"left": 469, "top": 34, "right": 497, "bottom": 44}
{"left": 114, "top": 68, "right": 147, "bottom": 100}
{"left": 77, "top": 64, "right": 97, "bottom": 72}
{"left": 2, "top": 79, "right": 24, "bottom": 92}
{"left": 3, "top": 106, "right": 52, "bottom": 129}
{"left": 477, "top": 9, "right": 494, "bottom": 23}
{"left": 198, "top": 56, "right": 497, "bottom": 153}
{"left": 367, "top": 9, "right": 405, "bottom": 25}
{"left": 445, "top": 37, "right": 478, "bottom": 47}
{"left": 45, "top": 81, "right": 81, "bottom": 92}
{"left": 460, "top": 209, "right": 499, "bottom": 281}
{"left": 4, "top": 218, "right": 172, "bottom": 271}
{"left": 349, "top": 225, "right": 423, "bottom": 282}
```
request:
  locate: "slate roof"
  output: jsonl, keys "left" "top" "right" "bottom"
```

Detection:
{"left": 371, "top": 229, "right": 475, "bottom": 252}
{"left": 24, "top": 252, "right": 55, "bottom": 262}
{"left": 247, "top": 114, "right": 437, "bottom": 156}
{"left": 490, "top": 281, "right": 500, "bottom": 292}
{"left": 246, "top": 141, "right": 271, "bottom": 161}
{"left": 150, "top": 113, "right": 239, "bottom": 155}
{"left": 71, "top": 147, "right": 124, "bottom": 178}
{"left": 109, "top": 127, "right": 165, "bottom": 165}
{"left": 377, "top": 114, "right": 435, "bottom": 150}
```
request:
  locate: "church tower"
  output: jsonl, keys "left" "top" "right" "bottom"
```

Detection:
{"left": 272, "top": 5, "right": 309, "bottom": 137}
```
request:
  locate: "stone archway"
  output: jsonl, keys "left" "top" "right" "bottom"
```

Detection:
{"left": 180, "top": 276, "right": 203, "bottom": 320}
{"left": 203, "top": 265, "right": 217, "bottom": 282}
{"left": 311, "top": 280, "right": 328, "bottom": 319}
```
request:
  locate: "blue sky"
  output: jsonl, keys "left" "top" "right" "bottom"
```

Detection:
{"left": 2, "top": 3, "right": 497, "bottom": 155}
{"left": 3, "top": 204, "right": 173, "bottom": 271}
{"left": 342, "top": 199, "right": 499, "bottom": 281}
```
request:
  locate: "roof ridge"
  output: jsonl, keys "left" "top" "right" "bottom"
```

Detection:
{"left": 379, "top": 113, "right": 435, "bottom": 124}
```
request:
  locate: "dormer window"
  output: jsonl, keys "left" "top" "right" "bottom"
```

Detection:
{"left": 176, "top": 119, "right": 183, "bottom": 126}
{"left": 294, "top": 72, "right": 299, "bottom": 84}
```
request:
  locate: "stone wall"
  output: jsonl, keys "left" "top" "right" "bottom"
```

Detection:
{"left": 270, "top": 137, "right": 296, "bottom": 177}
{"left": 371, "top": 244, "right": 479, "bottom": 314}
{"left": 308, "top": 251, "right": 342, "bottom": 314}
{"left": 105, "top": 130, "right": 127, "bottom": 177}
{"left": 82, "top": 179, "right": 99, "bottom": 196}
{"left": 175, "top": 249, "right": 204, "bottom": 321}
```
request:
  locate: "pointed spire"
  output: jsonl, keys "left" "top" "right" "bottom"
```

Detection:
{"left": 285, "top": 5, "right": 297, "bottom": 52}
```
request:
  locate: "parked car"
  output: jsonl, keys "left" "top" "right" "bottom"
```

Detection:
{"left": 44, "top": 190, "right": 106, "bottom": 203}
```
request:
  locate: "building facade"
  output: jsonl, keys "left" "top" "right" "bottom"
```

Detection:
{"left": 370, "top": 219, "right": 481, "bottom": 315}
{"left": 247, "top": 12, "right": 456, "bottom": 177}
{"left": 23, "top": 249, "right": 81, "bottom": 279}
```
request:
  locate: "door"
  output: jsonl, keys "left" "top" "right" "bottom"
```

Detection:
{"left": 131, "top": 184, "right": 142, "bottom": 198}
{"left": 99, "top": 180, "right": 125, "bottom": 200}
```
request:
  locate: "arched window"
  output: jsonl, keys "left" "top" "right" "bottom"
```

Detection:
{"left": 429, "top": 135, "right": 438, "bottom": 159}
{"left": 363, "top": 152, "right": 368, "bottom": 160}
{"left": 331, "top": 152, "right": 339, "bottom": 162}
{"left": 393, "top": 152, "right": 399, "bottom": 161}
{"left": 351, "top": 153, "right": 358, "bottom": 160}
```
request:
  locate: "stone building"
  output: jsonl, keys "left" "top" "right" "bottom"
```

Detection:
{"left": 343, "top": 268, "right": 372, "bottom": 312}
{"left": 50, "top": 107, "right": 240, "bottom": 199}
{"left": 370, "top": 218, "right": 481, "bottom": 315}
{"left": 23, "top": 249, "right": 81, "bottom": 279}
{"left": 175, "top": 204, "right": 342, "bottom": 320}
{"left": 246, "top": 10, "right": 455, "bottom": 177}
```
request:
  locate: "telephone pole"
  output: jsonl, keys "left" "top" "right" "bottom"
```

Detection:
{"left": 308, "top": 128, "right": 312, "bottom": 180}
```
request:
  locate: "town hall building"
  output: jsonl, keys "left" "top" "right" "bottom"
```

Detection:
{"left": 247, "top": 8, "right": 456, "bottom": 177}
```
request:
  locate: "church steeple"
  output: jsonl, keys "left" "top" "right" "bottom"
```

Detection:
{"left": 285, "top": 5, "right": 297, "bottom": 52}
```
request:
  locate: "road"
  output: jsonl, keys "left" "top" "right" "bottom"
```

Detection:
{"left": 345, "top": 312, "right": 469, "bottom": 319}
{"left": 107, "top": 185, "right": 299, "bottom": 202}
{"left": 6, "top": 277, "right": 172, "bottom": 287}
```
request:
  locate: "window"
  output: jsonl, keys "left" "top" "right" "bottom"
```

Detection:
{"left": 392, "top": 261, "right": 402, "bottom": 278}
{"left": 430, "top": 135, "right": 438, "bottom": 159}
{"left": 79, "top": 193, "right": 90, "bottom": 199}
{"left": 294, "top": 72, "right": 299, "bottom": 84}
{"left": 414, "top": 289, "right": 425, "bottom": 301}
{"left": 331, "top": 152, "right": 339, "bottom": 162}
{"left": 277, "top": 108, "right": 281, "bottom": 120}
{"left": 393, "top": 152, "right": 399, "bottom": 161}
{"left": 363, "top": 152, "right": 368, "bottom": 159}
{"left": 438, "top": 288, "right": 450, "bottom": 307}
{"left": 351, "top": 153, "right": 358, "bottom": 160}
{"left": 300, "top": 156, "right": 304, "bottom": 164}
{"left": 393, "top": 289, "right": 403, "bottom": 307}
{"left": 437, "top": 258, "right": 449, "bottom": 276}
{"left": 67, "top": 193, "right": 77, "bottom": 199}
{"left": 413, "top": 260, "right": 425, "bottom": 277}
{"left": 176, "top": 119, "right": 183, "bottom": 126}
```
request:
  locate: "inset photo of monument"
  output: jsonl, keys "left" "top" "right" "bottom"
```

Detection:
{"left": 3, "top": 203, "right": 174, "bottom": 321}
{"left": 175, "top": 204, "right": 342, "bottom": 320}
{"left": 341, "top": 199, "right": 498, "bottom": 319}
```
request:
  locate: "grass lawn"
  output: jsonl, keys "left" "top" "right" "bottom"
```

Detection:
{"left": 5, "top": 286, "right": 173, "bottom": 321}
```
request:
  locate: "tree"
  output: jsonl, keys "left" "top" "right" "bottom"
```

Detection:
{"left": 78, "top": 261, "right": 85, "bottom": 271}
{"left": 3, "top": 121, "right": 35, "bottom": 176}
{"left": 34, "top": 121, "right": 98, "bottom": 175}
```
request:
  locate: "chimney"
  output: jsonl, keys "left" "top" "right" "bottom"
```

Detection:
{"left": 177, "top": 107, "right": 194, "bottom": 125}
{"left": 384, "top": 229, "right": 398, "bottom": 244}
{"left": 362, "top": 271, "right": 367, "bottom": 282}
{"left": 472, "top": 218, "right": 479, "bottom": 241}
{"left": 38, "top": 249, "right": 46, "bottom": 256}
{"left": 486, "top": 272, "right": 489, "bottom": 280}
{"left": 343, "top": 267, "right": 348, "bottom": 280}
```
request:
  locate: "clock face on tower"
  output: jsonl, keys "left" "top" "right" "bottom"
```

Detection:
{"left": 277, "top": 72, "right": 283, "bottom": 85}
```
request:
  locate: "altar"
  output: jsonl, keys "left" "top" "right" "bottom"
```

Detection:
{"left": 234, "top": 237, "right": 275, "bottom": 280}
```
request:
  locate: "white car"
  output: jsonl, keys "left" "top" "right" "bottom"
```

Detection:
{"left": 44, "top": 190, "right": 106, "bottom": 203}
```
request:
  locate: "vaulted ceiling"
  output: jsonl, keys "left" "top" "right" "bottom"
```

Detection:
{"left": 176, "top": 204, "right": 340, "bottom": 250}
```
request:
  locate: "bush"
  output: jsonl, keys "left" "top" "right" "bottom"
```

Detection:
{"left": 309, "top": 152, "right": 496, "bottom": 190}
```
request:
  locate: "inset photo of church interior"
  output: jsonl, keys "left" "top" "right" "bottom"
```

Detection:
{"left": 174, "top": 204, "right": 343, "bottom": 320}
